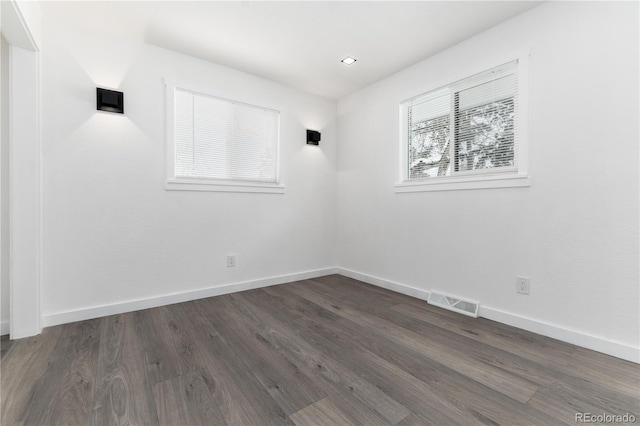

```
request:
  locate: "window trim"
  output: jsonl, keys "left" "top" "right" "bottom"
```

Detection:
{"left": 166, "top": 178, "right": 285, "bottom": 194}
{"left": 164, "top": 78, "right": 284, "bottom": 194}
{"left": 396, "top": 51, "right": 530, "bottom": 192}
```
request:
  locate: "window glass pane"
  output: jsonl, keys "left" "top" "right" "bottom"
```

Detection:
{"left": 230, "top": 104, "right": 278, "bottom": 181}
{"left": 454, "top": 97, "right": 515, "bottom": 172}
{"left": 409, "top": 114, "right": 450, "bottom": 179}
{"left": 173, "top": 87, "right": 279, "bottom": 183}
{"left": 193, "top": 94, "right": 231, "bottom": 179}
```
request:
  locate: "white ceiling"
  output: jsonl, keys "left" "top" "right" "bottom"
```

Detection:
{"left": 40, "top": 1, "right": 541, "bottom": 99}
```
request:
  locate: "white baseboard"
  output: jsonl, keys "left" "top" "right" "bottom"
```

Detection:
{"left": 42, "top": 267, "right": 338, "bottom": 328}
{"left": 479, "top": 307, "right": 640, "bottom": 364}
{"left": 1, "top": 320, "right": 8, "bottom": 336}
{"left": 337, "top": 268, "right": 431, "bottom": 301}
{"left": 336, "top": 267, "right": 639, "bottom": 364}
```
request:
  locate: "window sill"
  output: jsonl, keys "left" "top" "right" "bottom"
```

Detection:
{"left": 395, "top": 173, "right": 530, "bottom": 193}
{"left": 166, "top": 179, "right": 285, "bottom": 194}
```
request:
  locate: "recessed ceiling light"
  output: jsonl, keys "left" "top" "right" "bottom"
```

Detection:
{"left": 341, "top": 56, "right": 357, "bottom": 65}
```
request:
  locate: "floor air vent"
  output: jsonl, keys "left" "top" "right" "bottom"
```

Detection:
{"left": 428, "top": 291, "right": 479, "bottom": 318}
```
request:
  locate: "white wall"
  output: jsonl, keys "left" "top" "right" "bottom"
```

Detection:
{"left": 40, "top": 20, "right": 337, "bottom": 320}
{"left": 337, "top": 1, "right": 639, "bottom": 354}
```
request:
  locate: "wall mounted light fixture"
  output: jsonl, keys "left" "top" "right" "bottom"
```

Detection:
{"left": 96, "top": 88, "right": 124, "bottom": 114}
{"left": 307, "top": 130, "right": 321, "bottom": 145}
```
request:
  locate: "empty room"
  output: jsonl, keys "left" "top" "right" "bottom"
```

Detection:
{"left": 1, "top": 0, "right": 638, "bottom": 424}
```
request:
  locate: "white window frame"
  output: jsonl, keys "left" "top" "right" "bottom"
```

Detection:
{"left": 164, "top": 78, "right": 284, "bottom": 194}
{"left": 395, "top": 51, "right": 530, "bottom": 193}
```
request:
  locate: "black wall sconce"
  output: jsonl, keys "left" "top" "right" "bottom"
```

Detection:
{"left": 97, "top": 88, "right": 124, "bottom": 114}
{"left": 307, "top": 130, "right": 321, "bottom": 145}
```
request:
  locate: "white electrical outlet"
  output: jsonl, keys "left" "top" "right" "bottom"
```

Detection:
{"left": 227, "top": 254, "right": 236, "bottom": 268}
{"left": 516, "top": 276, "right": 530, "bottom": 294}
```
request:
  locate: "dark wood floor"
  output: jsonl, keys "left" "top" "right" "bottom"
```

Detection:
{"left": 2, "top": 275, "right": 639, "bottom": 425}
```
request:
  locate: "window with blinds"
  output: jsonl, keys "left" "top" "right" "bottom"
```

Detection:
{"left": 172, "top": 88, "right": 279, "bottom": 184}
{"left": 402, "top": 60, "right": 521, "bottom": 183}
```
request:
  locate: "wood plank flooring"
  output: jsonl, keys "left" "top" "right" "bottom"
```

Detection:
{"left": 2, "top": 275, "right": 639, "bottom": 425}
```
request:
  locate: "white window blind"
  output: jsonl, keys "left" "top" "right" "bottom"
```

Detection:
{"left": 174, "top": 88, "right": 279, "bottom": 183}
{"left": 403, "top": 60, "right": 519, "bottom": 181}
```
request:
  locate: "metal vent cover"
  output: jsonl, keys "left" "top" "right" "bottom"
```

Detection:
{"left": 428, "top": 291, "right": 479, "bottom": 318}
